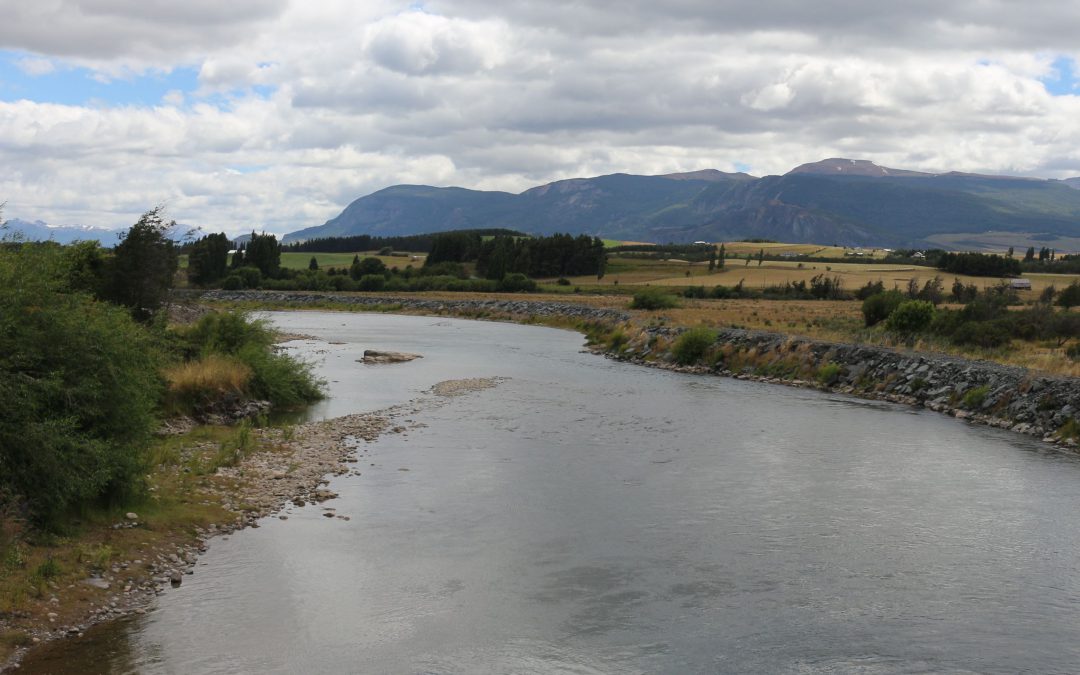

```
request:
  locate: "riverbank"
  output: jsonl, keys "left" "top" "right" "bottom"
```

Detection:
{"left": 193, "top": 290, "right": 1080, "bottom": 448}
{"left": 595, "top": 324, "right": 1080, "bottom": 449}
{"left": 0, "top": 377, "right": 502, "bottom": 672}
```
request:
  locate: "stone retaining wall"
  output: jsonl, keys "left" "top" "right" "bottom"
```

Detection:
{"left": 618, "top": 326, "right": 1080, "bottom": 447}
{"left": 195, "top": 289, "right": 630, "bottom": 323}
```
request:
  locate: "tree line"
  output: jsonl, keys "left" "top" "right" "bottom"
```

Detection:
{"left": 427, "top": 232, "right": 607, "bottom": 279}
{"left": 280, "top": 229, "right": 524, "bottom": 254}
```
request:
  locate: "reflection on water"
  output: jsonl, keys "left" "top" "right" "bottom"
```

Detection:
{"left": 20, "top": 312, "right": 1080, "bottom": 674}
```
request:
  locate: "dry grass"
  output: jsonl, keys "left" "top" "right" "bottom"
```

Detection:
{"left": 164, "top": 354, "right": 252, "bottom": 403}
{"left": 559, "top": 256, "right": 1072, "bottom": 299}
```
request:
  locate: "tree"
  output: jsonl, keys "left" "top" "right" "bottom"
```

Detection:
{"left": 244, "top": 231, "right": 281, "bottom": 277}
{"left": 886, "top": 300, "right": 935, "bottom": 334}
{"left": 1058, "top": 281, "right": 1080, "bottom": 310}
{"left": 350, "top": 256, "right": 387, "bottom": 280}
{"left": 187, "top": 232, "right": 231, "bottom": 286}
{"left": 105, "top": 206, "right": 178, "bottom": 322}
{"left": 0, "top": 242, "right": 163, "bottom": 522}
{"left": 1024, "top": 247, "right": 1036, "bottom": 262}
{"left": 757, "top": 248, "right": 764, "bottom": 266}
{"left": 308, "top": 256, "right": 319, "bottom": 271}
{"left": 717, "top": 243, "right": 725, "bottom": 270}
{"left": 1007, "top": 246, "right": 1014, "bottom": 258}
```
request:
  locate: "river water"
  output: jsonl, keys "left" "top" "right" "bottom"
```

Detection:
{"left": 20, "top": 312, "right": 1080, "bottom": 674}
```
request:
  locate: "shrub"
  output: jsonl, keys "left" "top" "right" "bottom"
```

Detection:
{"left": 962, "top": 385, "right": 990, "bottom": 408}
{"left": 630, "top": 287, "right": 679, "bottom": 310}
{"left": 817, "top": 362, "right": 844, "bottom": 385}
{"left": 236, "top": 343, "right": 323, "bottom": 407}
{"left": 556, "top": 277, "right": 571, "bottom": 286}
{"left": 607, "top": 329, "right": 629, "bottom": 351}
{"left": 497, "top": 273, "right": 536, "bottom": 293}
{"left": 951, "top": 320, "right": 1011, "bottom": 349}
{"left": 672, "top": 326, "right": 717, "bottom": 365}
{"left": 0, "top": 244, "right": 164, "bottom": 523}
{"left": 861, "top": 290, "right": 905, "bottom": 327}
{"left": 183, "top": 311, "right": 274, "bottom": 357}
{"left": 1066, "top": 343, "right": 1080, "bottom": 361}
{"left": 235, "top": 266, "right": 262, "bottom": 289}
{"left": 350, "top": 256, "right": 387, "bottom": 280}
{"left": 179, "top": 311, "right": 323, "bottom": 409}
{"left": 221, "top": 274, "right": 243, "bottom": 290}
{"left": 358, "top": 274, "right": 386, "bottom": 291}
{"left": 885, "top": 300, "right": 935, "bottom": 333}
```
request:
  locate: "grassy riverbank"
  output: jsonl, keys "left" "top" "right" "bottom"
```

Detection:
{"left": 197, "top": 289, "right": 1080, "bottom": 377}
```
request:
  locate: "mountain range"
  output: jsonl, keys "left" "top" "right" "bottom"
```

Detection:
{"left": 284, "top": 158, "right": 1080, "bottom": 249}
{"left": 1, "top": 219, "right": 204, "bottom": 246}
{"left": 0, "top": 219, "right": 126, "bottom": 245}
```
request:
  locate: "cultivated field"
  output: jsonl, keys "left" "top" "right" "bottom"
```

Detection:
{"left": 278, "top": 252, "right": 426, "bottom": 270}
{"left": 559, "top": 256, "right": 1069, "bottom": 298}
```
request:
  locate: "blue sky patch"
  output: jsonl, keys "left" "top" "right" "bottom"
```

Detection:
{"left": 1041, "top": 56, "right": 1079, "bottom": 96}
{"left": 0, "top": 51, "right": 200, "bottom": 106}
{"left": 0, "top": 51, "right": 277, "bottom": 108}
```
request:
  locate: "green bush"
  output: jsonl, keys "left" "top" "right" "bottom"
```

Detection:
{"left": 817, "top": 362, "right": 844, "bottom": 385}
{"left": 885, "top": 300, "right": 935, "bottom": 333}
{"left": 497, "top": 273, "right": 537, "bottom": 293}
{"left": 0, "top": 244, "right": 164, "bottom": 524}
{"left": 861, "top": 290, "right": 905, "bottom": 327}
{"left": 962, "top": 385, "right": 990, "bottom": 408}
{"left": 672, "top": 326, "right": 717, "bottom": 365}
{"left": 221, "top": 274, "right": 243, "bottom": 290}
{"left": 180, "top": 312, "right": 323, "bottom": 408}
{"left": 950, "top": 320, "right": 1012, "bottom": 349}
{"left": 235, "top": 266, "right": 262, "bottom": 289}
{"left": 358, "top": 274, "right": 386, "bottom": 291}
{"left": 630, "top": 287, "right": 679, "bottom": 310}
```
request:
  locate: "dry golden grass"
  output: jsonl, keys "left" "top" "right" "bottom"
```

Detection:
{"left": 562, "top": 256, "right": 1073, "bottom": 300}
{"left": 164, "top": 354, "right": 252, "bottom": 400}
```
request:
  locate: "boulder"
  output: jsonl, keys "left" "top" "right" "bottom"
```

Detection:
{"left": 361, "top": 350, "right": 422, "bottom": 364}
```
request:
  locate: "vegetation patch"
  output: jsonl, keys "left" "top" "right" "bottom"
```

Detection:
{"left": 671, "top": 326, "right": 718, "bottom": 365}
{"left": 817, "top": 362, "right": 844, "bottom": 385}
{"left": 962, "top": 386, "right": 991, "bottom": 409}
{"left": 630, "top": 287, "right": 679, "bottom": 310}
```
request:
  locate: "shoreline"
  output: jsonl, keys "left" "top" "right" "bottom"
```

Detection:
{"left": 0, "top": 377, "right": 502, "bottom": 673}
{"left": 191, "top": 290, "right": 1079, "bottom": 451}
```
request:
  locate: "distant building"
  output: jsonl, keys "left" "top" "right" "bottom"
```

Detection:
{"left": 1010, "top": 279, "right": 1032, "bottom": 290}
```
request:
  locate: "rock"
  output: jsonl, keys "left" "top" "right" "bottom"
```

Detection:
{"left": 361, "top": 350, "right": 423, "bottom": 364}
{"left": 125, "top": 512, "right": 139, "bottom": 521}
{"left": 169, "top": 571, "right": 183, "bottom": 586}
{"left": 82, "top": 578, "right": 111, "bottom": 590}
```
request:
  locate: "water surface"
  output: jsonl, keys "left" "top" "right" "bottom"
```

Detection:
{"left": 21, "top": 312, "right": 1080, "bottom": 674}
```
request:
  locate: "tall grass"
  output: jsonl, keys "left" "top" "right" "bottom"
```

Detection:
{"left": 164, "top": 355, "right": 252, "bottom": 413}
{"left": 174, "top": 311, "right": 324, "bottom": 410}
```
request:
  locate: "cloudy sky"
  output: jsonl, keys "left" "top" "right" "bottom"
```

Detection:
{"left": 2, "top": 0, "right": 1080, "bottom": 236}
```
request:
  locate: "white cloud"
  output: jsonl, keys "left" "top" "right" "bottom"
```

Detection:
{"left": 1, "top": 1, "right": 1080, "bottom": 235}
{"left": 14, "top": 56, "right": 55, "bottom": 76}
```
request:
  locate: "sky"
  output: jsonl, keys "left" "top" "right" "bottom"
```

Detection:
{"left": 2, "top": 1, "right": 1080, "bottom": 236}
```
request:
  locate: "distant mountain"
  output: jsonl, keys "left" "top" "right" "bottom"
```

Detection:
{"left": 0, "top": 218, "right": 125, "bottom": 245}
{"left": 787, "top": 158, "right": 932, "bottom": 178}
{"left": 1, "top": 218, "right": 208, "bottom": 245}
{"left": 285, "top": 160, "right": 1080, "bottom": 248}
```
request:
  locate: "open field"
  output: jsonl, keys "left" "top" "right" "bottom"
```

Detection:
{"left": 279, "top": 252, "right": 426, "bottom": 270}
{"left": 717, "top": 241, "right": 889, "bottom": 259}
{"left": 926, "top": 231, "right": 1080, "bottom": 255}
{"left": 557, "top": 256, "right": 1074, "bottom": 298}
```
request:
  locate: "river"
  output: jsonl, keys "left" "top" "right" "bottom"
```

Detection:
{"left": 20, "top": 312, "right": 1080, "bottom": 673}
